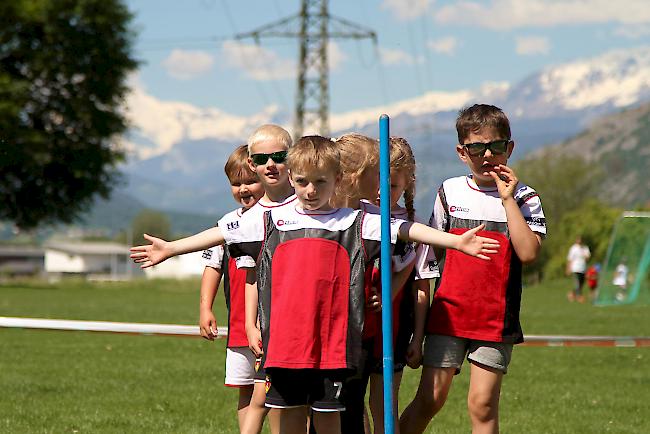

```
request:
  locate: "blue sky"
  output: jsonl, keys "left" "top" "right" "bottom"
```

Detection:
{"left": 127, "top": 0, "right": 650, "bottom": 116}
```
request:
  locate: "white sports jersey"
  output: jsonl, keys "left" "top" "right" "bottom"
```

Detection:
{"left": 219, "top": 195, "right": 298, "bottom": 268}
{"left": 201, "top": 208, "right": 244, "bottom": 269}
{"left": 360, "top": 200, "right": 439, "bottom": 279}
{"left": 420, "top": 175, "right": 546, "bottom": 265}
{"left": 428, "top": 175, "right": 546, "bottom": 235}
{"left": 221, "top": 204, "right": 405, "bottom": 248}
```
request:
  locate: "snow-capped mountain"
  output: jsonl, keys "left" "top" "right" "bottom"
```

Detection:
{"left": 119, "top": 46, "right": 650, "bottom": 217}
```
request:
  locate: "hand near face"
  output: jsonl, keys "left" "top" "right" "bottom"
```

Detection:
{"left": 489, "top": 164, "right": 518, "bottom": 201}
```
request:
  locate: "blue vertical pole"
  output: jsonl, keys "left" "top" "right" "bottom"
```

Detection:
{"left": 379, "top": 114, "right": 395, "bottom": 434}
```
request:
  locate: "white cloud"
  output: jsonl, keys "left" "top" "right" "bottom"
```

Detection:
{"left": 221, "top": 41, "right": 295, "bottom": 81}
{"left": 434, "top": 0, "right": 650, "bottom": 30}
{"left": 162, "top": 50, "right": 215, "bottom": 80}
{"left": 221, "top": 40, "right": 346, "bottom": 80}
{"left": 380, "top": 0, "right": 434, "bottom": 21}
{"left": 328, "top": 42, "right": 347, "bottom": 71}
{"left": 428, "top": 37, "right": 458, "bottom": 55}
{"left": 516, "top": 36, "right": 550, "bottom": 55}
{"left": 378, "top": 47, "right": 422, "bottom": 65}
{"left": 614, "top": 24, "right": 650, "bottom": 39}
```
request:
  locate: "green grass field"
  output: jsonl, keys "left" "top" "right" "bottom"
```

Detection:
{"left": 1, "top": 278, "right": 649, "bottom": 433}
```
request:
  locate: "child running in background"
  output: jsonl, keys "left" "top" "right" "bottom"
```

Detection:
{"left": 400, "top": 104, "right": 546, "bottom": 434}
{"left": 585, "top": 263, "right": 600, "bottom": 301}
{"left": 198, "top": 144, "right": 265, "bottom": 431}
{"left": 366, "top": 137, "right": 437, "bottom": 434}
{"left": 131, "top": 135, "right": 500, "bottom": 434}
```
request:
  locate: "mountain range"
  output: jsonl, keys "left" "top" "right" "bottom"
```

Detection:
{"left": 81, "top": 46, "right": 650, "bottom": 234}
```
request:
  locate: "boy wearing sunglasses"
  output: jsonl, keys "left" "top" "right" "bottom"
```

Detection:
{"left": 400, "top": 104, "right": 546, "bottom": 434}
{"left": 237, "top": 123, "right": 296, "bottom": 434}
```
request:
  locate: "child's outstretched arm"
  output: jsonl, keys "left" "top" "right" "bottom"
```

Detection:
{"left": 490, "top": 165, "right": 542, "bottom": 263}
{"left": 130, "top": 227, "right": 225, "bottom": 268}
{"left": 399, "top": 222, "right": 499, "bottom": 260}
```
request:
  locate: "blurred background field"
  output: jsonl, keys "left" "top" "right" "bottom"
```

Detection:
{"left": 2, "top": 278, "right": 648, "bottom": 433}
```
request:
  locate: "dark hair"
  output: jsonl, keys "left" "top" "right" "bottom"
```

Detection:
{"left": 456, "top": 104, "right": 511, "bottom": 144}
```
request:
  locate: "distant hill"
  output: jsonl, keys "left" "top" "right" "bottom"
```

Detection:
{"left": 76, "top": 190, "right": 218, "bottom": 238}
{"left": 530, "top": 102, "right": 650, "bottom": 208}
{"left": 119, "top": 46, "right": 650, "bottom": 218}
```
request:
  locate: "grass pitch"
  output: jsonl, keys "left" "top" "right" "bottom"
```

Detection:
{"left": 1, "top": 278, "right": 648, "bottom": 433}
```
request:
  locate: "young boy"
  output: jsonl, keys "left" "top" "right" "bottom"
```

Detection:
{"left": 233, "top": 123, "right": 295, "bottom": 434}
{"left": 131, "top": 135, "right": 500, "bottom": 434}
{"left": 399, "top": 104, "right": 546, "bottom": 434}
{"left": 198, "top": 144, "right": 265, "bottom": 431}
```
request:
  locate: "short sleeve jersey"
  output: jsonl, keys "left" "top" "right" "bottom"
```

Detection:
{"left": 220, "top": 195, "right": 298, "bottom": 269}
{"left": 425, "top": 175, "right": 546, "bottom": 344}
{"left": 220, "top": 204, "right": 406, "bottom": 371}
{"left": 201, "top": 208, "right": 249, "bottom": 347}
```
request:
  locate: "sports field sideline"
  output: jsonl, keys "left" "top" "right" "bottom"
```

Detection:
{"left": 1, "top": 278, "right": 648, "bottom": 433}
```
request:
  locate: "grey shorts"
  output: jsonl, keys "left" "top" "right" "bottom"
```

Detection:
{"left": 423, "top": 334, "right": 513, "bottom": 374}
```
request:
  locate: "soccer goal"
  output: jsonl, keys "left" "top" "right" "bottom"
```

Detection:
{"left": 594, "top": 212, "right": 650, "bottom": 306}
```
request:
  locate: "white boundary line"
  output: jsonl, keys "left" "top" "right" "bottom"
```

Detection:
{"left": 0, "top": 316, "right": 227, "bottom": 338}
{"left": 2, "top": 317, "right": 649, "bottom": 346}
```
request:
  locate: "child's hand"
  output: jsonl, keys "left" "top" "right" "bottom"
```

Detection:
{"left": 366, "top": 288, "right": 382, "bottom": 312}
{"left": 199, "top": 309, "right": 218, "bottom": 341}
{"left": 246, "top": 325, "right": 264, "bottom": 357}
{"left": 405, "top": 339, "right": 423, "bottom": 369}
{"left": 489, "top": 164, "right": 518, "bottom": 201}
{"left": 130, "top": 234, "right": 171, "bottom": 268}
{"left": 458, "top": 224, "right": 500, "bottom": 260}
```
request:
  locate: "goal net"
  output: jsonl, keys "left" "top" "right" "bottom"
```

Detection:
{"left": 594, "top": 212, "right": 650, "bottom": 306}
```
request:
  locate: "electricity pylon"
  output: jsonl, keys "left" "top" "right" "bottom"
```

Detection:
{"left": 234, "top": 0, "right": 376, "bottom": 138}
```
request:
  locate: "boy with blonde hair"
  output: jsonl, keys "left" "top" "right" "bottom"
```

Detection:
{"left": 400, "top": 104, "right": 546, "bottom": 434}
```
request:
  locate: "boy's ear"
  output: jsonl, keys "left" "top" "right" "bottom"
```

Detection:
{"left": 456, "top": 144, "right": 468, "bottom": 163}
{"left": 288, "top": 169, "right": 295, "bottom": 188}
{"left": 247, "top": 157, "right": 256, "bottom": 172}
{"left": 507, "top": 140, "right": 515, "bottom": 158}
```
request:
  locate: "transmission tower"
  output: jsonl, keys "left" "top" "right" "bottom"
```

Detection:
{"left": 234, "top": 0, "right": 376, "bottom": 138}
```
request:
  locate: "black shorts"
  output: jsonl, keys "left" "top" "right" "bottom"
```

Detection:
{"left": 264, "top": 369, "right": 348, "bottom": 412}
{"left": 253, "top": 356, "right": 267, "bottom": 382}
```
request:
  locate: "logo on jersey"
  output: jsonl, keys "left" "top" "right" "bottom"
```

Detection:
{"left": 427, "top": 260, "right": 438, "bottom": 271}
{"left": 254, "top": 357, "right": 262, "bottom": 372}
{"left": 276, "top": 219, "right": 298, "bottom": 226}
{"left": 201, "top": 250, "right": 212, "bottom": 260}
{"left": 265, "top": 376, "right": 272, "bottom": 394}
{"left": 226, "top": 221, "right": 239, "bottom": 231}
{"left": 449, "top": 205, "right": 470, "bottom": 213}
{"left": 525, "top": 216, "right": 546, "bottom": 227}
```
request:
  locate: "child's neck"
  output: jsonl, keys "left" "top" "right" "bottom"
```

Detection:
{"left": 262, "top": 183, "right": 295, "bottom": 204}
{"left": 470, "top": 174, "right": 497, "bottom": 189}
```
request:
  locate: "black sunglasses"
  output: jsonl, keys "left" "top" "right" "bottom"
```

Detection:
{"left": 463, "top": 139, "right": 510, "bottom": 157}
{"left": 250, "top": 150, "right": 288, "bottom": 166}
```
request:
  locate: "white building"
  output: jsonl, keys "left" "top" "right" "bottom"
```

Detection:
{"left": 44, "top": 241, "right": 133, "bottom": 280}
{"left": 143, "top": 251, "right": 204, "bottom": 279}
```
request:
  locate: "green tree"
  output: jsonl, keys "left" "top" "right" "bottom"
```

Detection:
{"left": 0, "top": 0, "right": 137, "bottom": 229}
{"left": 514, "top": 152, "right": 604, "bottom": 281}
{"left": 542, "top": 199, "right": 621, "bottom": 278}
{"left": 131, "top": 209, "right": 171, "bottom": 243}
